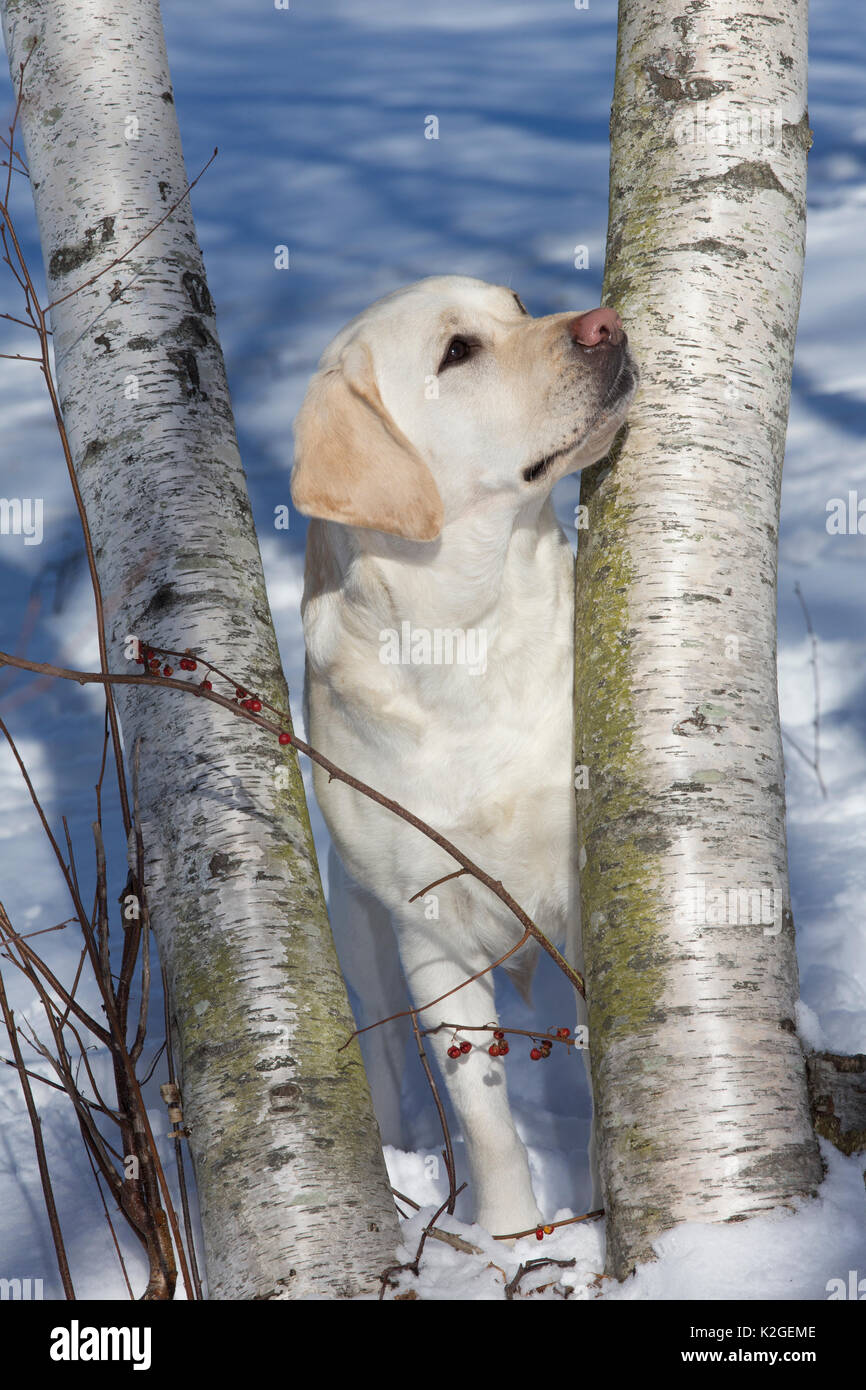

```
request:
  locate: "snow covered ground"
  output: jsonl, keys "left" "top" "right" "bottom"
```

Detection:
{"left": 0, "top": 0, "right": 864, "bottom": 1300}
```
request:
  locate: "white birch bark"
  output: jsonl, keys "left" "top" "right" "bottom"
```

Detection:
{"left": 1, "top": 0, "right": 399, "bottom": 1298}
{"left": 575, "top": 0, "right": 823, "bottom": 1278}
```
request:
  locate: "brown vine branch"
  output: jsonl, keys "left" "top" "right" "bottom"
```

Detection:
{"left": 0, "top": 647, "right": 586, "bottom": 1003}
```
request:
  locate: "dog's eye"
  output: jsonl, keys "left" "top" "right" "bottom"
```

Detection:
{"left": 440, "top": 337, "right": 474, "bottom": 370}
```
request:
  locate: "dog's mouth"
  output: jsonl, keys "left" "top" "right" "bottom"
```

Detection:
{"left": 522, "top": 442, "right": 573, "bottom": 485}
{"left": 599, "top": 357, "right": 637, "bottom": 413}
{"left": 521, "top": 352, "right": 638, "bottom": 485}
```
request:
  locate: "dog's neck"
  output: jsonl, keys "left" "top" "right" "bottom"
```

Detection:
{"left": 332, "top": 492, "right": 559, "bottom": 630}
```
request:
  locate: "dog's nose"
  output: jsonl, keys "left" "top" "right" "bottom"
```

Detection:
{"left": 568, "top": 307, "right": 623, "bottom": 347}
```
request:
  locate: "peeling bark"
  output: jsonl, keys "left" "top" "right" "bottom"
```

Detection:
{"left": 575, "top": 0, "right": 822, "bottom": 1278}
{"left": 1, "top": 0, "right": 398, "bottom": 1298}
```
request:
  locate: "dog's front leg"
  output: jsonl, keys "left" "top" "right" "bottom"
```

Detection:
{"left": 397, "top": 922, "right": 543, "bottom": 1237}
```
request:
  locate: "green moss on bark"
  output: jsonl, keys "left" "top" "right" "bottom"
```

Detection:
{"left": 574, "top": 456, "right": 668, "bottom": 1058}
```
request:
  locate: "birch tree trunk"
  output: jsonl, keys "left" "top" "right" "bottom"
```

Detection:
{"left": 1, "top": 0, "right": 399, "bottom": 1298}
{"left": 575, "top": 0, "right": 822, "bottom": 1278}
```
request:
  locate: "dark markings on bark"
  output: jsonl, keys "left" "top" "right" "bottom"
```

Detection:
{"left": 207, "top": 851, "right": 236, "bottom": 879}
{"left": 127, "top": 335, "right": 156, "bottom": 350}
{"left": 645, "top": 66, "right": 732, "bottom": 103}
{"left": 722, "top": 11, "right": 784, "bottom": 26}
{"left": 80, "top": 437, "right": 108, "bottom": 469}
{"left": 167, "top": 347, "right": 206, "bottom": 400}
{"left": 672, "top": 709, "right": 725, "bottom": 737}
{"left": 175, "top": 314, "right": 215, "bottom": 350}
{"left": 182, "top": 270, "right": 215, "bottom": 317}
{"left": 48, "top": 214, "right": 116, "bottom": 277}
{"left": 266, "top": 1148, "right": 296, "bottom": 1170}
{"left": 782, "top": 112, "right": 814, "bottom": 151}
{"left": 807, "top": 1052, "right": 866, "bottom": 1156}
{"left": 255, "top": 1055, "right": 298, "bottom": 1073}
{"left": 269, "top": 1082, "right": 302, "bottom": 1112}
{"left": 94, "top": 333, "right": 111, "bottom": 354}
{"left": 692, "top": 159, "right": 792, "bottom": 201}
{"left": 686, "top": 238, "right": 748, "bottom": 262}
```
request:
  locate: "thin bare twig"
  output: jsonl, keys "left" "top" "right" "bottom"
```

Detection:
{"left": 408, "top": 868, "right": 468, "bottom": 903}
{"left": 410, "top": 1011, "right": 457, "bottom": 1215}
{"left": 493, "top": 1207, "right": 605, "bottom": 1242}
{"left": 83, "top": 1143, "right": 135, "bottom": 1300}
{"left": 788, "top": 581, "right": 828, "bottom": 798}
{"left": 0, "top": 166, "right": 133, "bottom": 839}
{"left": 0, "top": 940, "right": 75, "bottom": 1298}
{"left": 378, "top": 1184, "right": 468, "bottom": 1300}
{"left": 504, "top": 1256, "right": 576, "bottom": 1300}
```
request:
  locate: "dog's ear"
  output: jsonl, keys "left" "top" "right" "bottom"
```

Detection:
{"left": 291, "top": 342, "right": 443, "bottom": 542}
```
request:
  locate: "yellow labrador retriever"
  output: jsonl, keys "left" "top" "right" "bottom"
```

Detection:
{"left": 292, "top": 276, "right": 637, "bottom": 1234}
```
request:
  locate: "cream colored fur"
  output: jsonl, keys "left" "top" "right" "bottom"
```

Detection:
{"left": 292, "top": 276, "right": 637, "bottom": 1234}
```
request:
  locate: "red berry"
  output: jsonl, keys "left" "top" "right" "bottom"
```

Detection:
{"left": 499, "top": 1042, "right": 509, "bottom": 1055}
{"left": 148, "top": 659, "right": 159, "bottom": 671}
{"left": 493, "top": 1030, "right": 505, "bottom": 1040}
{"left": 236, "top": 687, "right": 248, "bottom": 699}
{"left": 557, "top": 1027, "right": 570, "bottom": 1039}
{"left": 447, "top": 1046, "right": 460, "bottom": 1060}
{"left": 201, "top": 679, "right": 213, "bottom": 691}
{"left": 535, "top": 1227, "right": 544, "bottom": 1241}
{"left": 530, "top": 1048, "right": 541, "bottom": 1061}
{"left": 459, "top": 1040, "right": 471, "bottom": 1054}
{"left": 248, "top": 698, "right": 262, "bottom": 713}
{"left": 278, "top": 732, "right": 292, "bottom": 745}
{"left": 187, "top": 659, "right": 197, "bottom": 671}
{"left": 488, "top": 1043, "right": 500, "bottom": 1056}
{"left": 162, "top": 664, "right": 173, "bottom": 676}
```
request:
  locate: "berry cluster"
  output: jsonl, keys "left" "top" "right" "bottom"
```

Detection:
{"left": 236, "top": 686, "right": 263, "bottom": 713}
{"left": 135, "top": 642, "right": 293, "bottom": 747}
{"left": 535, "top": 1224, "right": 555, "bottom": 1241}
{"left": 530, "top": 1026, "right": 570, "bottom": 1061}
{"left": 445, "top": 1025, "right": 572, "bottom": 1062}
{"left": 138, "top": 643, "right": 173, "bottom": 679}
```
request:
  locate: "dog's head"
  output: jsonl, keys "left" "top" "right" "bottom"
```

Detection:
{"left": 291, "top": 275, "right": 638, "bottom": 542}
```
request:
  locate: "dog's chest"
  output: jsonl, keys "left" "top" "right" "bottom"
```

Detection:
{"left": 307, "top": 516, "right": 578, "bottom": 912}
{"left": 364, "top": 571, "right": 576, "bottom": 874}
